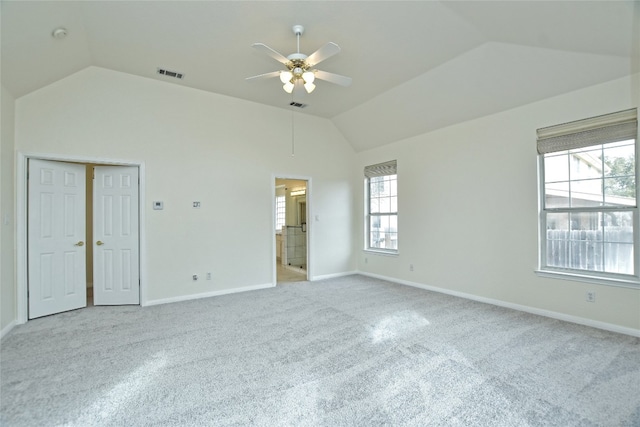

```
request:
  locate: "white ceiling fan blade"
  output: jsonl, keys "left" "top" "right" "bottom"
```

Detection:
{"left": 314, "top": 70, "right": 352, "bottom": 87}
{"left": 245, "top": 71, "right": 281, "bottom": 81}
{"left": 252, "top": 43, "right": 289, "bottom": 65}
{"left": 306, "top": 42, "right": 341, "bottom": 67}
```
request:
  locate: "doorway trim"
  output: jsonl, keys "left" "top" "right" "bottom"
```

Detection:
{"left": 16, "top": 151, "right": 147, "bottom": 324}
{"left": 272, "top": 174, "right": 312, "bottom": 285}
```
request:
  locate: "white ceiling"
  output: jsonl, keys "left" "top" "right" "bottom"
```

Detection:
{"left": 2, "top": 1, "right": 638, "bottom": 152}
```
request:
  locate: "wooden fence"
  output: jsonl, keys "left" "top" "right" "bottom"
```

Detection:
{"left": 546, "top": 228, "right": 634, "bottom": 274}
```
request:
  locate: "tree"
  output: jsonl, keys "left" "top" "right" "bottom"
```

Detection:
{"left": 604, "top": 155, "right": 635, "bottom": 198}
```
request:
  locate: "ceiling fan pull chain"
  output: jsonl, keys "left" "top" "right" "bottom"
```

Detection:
{"left": 291, "top": 97, "right": 295, "bottom": 157}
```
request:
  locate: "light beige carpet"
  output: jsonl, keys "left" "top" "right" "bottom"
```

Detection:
{"left": 1, "top": 275, "right": 639, "bottom": 426}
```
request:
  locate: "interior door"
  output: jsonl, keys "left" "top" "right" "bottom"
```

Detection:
{"left": 93, "top": 166, "right": 140, "bottom": 305}
{"left": 28, "top": 159, "right": 87, "bottom": 319}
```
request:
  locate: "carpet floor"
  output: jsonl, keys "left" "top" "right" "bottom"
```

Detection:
{"left": 1, "top": 275, "right": 639, "bottom": 426}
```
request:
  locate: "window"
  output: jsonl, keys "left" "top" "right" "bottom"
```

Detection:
{"left": 275, "top": 195, "right": 285, "bottom": 231}
{"left": 365, "top": 160, "right": 398, "bottom": 252}
{"left": 537, "top": 109, "right": 638, "bottom": 285}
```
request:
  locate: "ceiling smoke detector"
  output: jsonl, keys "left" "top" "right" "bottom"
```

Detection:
{"left": 52, "top": 28, "right": 68, "bottom": 40}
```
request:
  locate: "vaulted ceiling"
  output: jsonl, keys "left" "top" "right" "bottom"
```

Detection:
{"left": 2, "top": 1, "right": 638, "bottom": 152}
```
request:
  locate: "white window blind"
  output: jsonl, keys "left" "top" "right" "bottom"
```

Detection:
{"left": 364, "top": 160, "right": 397, "bottom": 178}
{"left": 537, "top": 108, "right": 637, "bottom": 154}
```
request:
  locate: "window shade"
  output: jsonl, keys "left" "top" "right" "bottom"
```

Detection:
{"left": 364, "top": 160, "right": 397, "bottom": 178}
{"left": 537, "top": 108, "right": 637, "bottom": 154}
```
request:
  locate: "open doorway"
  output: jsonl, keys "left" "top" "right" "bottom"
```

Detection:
{"left": 275, "top": 178, "right": 308, "bottom": 284}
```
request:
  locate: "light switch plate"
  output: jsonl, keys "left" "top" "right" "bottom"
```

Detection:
{"left": 153, "top": 201, "right": 164, "bottom": 210}
{"left": 193, "top": 201, "right": 201, "bottom": 208}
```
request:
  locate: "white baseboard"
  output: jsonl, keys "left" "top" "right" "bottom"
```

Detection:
{"left": 1, "top": 320, "right": 16, "bottom": 340}
{"left": 312, "top": 270, "right": 358, "bottom": 281}
{"left": 358, "top": 271, "right": 640, "bottom": 338}
{"left": 143, "top": 270, "right": 361, "bottom": 306}
{"left": 143, "top": 282, "right": 275, "bottom": 307}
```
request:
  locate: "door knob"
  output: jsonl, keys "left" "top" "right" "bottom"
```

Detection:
{"left": 96, "top": 241, "right": 104, "bottom": 246}
{"left": 75, "top": 241, "right": 84, "bottom": 246}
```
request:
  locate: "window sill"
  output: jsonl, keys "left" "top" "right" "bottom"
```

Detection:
{"left": 364, "top": 249, "right": 399, "bottom": 257}
{"left": 535, "top": 269, "right": 640, "bottom": 289}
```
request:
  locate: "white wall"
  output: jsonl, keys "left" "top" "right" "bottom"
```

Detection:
{"left": 1, "top": 84, "right": 16, "bottom": 334}
{"left": 15, "top": 66, "right": 356, "bottom": 304}
{"left": 356, "top": 74, "right": 640, "bottom": 332}
{"left": 9, "top": 64, "right": 638, "bottom": 333}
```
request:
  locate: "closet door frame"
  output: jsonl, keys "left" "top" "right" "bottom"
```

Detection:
{"left": 16, "top": 152, "right": 147, "bottom": 324}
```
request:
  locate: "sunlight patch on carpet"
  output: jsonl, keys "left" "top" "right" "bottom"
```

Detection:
{"left": 371, "top": 311, "right": 430, "bottom": 343}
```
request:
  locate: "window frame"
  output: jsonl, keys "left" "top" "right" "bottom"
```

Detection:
{"left": 364, "top": 163, "right": 398, "bottom": 255}
{"left": 536, "top": 111, "right": 639, "bottom": 288}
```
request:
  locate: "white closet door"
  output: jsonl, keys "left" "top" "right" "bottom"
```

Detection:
{"left": 93, "top": 166, "right": 140, "bottom": 305}
{"left": 28, "top": 159, "right": 87, "bottom": 319}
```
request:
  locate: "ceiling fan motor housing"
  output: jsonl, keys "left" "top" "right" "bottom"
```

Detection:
{"left": 287, "top": 54, "right": 309, "bottom": 72}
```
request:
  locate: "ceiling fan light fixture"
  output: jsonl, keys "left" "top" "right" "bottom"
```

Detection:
{"left": 248, "top": 24, "right": 351, "bottom": 95}
{"left": 304, "top": 82, "right": 316, "bottom": 93}
{"left": 302, "top": 71, "right": 315, "bottom": 84}
{"left": 283, "top": 81, "right": 295, "bottom": 93}
{"left": 280, "top": 71, "right": 293, "bottom": 84}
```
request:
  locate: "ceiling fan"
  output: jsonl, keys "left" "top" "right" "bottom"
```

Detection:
{"left": 246, "top": 25, "right": 352, "bottom": 94}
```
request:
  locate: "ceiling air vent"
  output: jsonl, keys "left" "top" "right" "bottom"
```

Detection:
{"left": 289, "top": 101, "right": 307, "bottom": 109}
{"left": 157, "top": 68, "right": 184, "bottom": 80}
